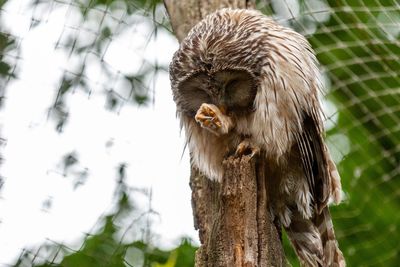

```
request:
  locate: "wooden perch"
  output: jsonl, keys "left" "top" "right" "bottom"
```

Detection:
{"left": 190, "top": 154, "right": 286, "bottom": 267}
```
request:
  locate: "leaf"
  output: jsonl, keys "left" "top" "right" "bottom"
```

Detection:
{"left": 0, "top": 61, "right": 11, "bottom": 76}
{"left": 154, "top": 251, "right": 177, "bottom": 267}
{"left": 134, "top": 94, "right": 148, "bottom": 105}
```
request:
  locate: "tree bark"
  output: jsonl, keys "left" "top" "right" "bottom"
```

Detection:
{"left": 164, "top": 1, "right": 286, "bottom": 266}
{"left": 164, "top": 0, "right": 255, "bottom": 42}
{"left": 190, "top": 155, "right": 286, "bottom": 267}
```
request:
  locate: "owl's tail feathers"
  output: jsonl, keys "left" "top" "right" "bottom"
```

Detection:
{"left": 314, "top": 207, "right": 346, "bottom": 267}
{"left": 285, "top": 210, "right": 324, "bottom": 267}
{"left": 285, "top": 208, "right": 345, "bottom": 267}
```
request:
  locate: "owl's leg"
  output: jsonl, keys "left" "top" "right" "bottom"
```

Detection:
{"left": 195, "top": 103, "right": 234, "bottom": 136}
{"left": 235, "top": 139, "right": 260, "bottom": 158}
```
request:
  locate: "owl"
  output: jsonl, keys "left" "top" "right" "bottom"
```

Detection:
{"left": 169, "top": 8, "right": 345, "bottom": 267}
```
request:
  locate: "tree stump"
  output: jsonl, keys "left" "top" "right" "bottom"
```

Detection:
{"left": 190, "top": 154, "right": 286, "bottom": 267}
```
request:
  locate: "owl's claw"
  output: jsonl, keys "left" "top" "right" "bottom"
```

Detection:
{"left": 195, "top": 103, "right": 233, "bottom": 136}
{"left": 235, "top": 139, "right": 260, "bottom": 158}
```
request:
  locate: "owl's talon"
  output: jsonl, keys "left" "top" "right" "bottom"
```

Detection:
{"left": 235, "top": 140, "right": 260, "bottom": 158}
{"left": 195, "top": 103, "right": 234, "bottom": 136}
{"left": 207, "top": 109, "right": 215, "bottom": 116}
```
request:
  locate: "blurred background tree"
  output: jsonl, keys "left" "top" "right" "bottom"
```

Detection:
{"left": 0, "top": 0, "right": 399, "bottom": 266}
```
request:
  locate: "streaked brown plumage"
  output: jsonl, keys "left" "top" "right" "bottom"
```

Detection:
{"left": 169, "top": 8, "right": 345, "bottom": 267}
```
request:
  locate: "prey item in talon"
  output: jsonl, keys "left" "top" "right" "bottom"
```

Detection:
{"left": 195, "top": 103, "right": 233, "bottom": 136}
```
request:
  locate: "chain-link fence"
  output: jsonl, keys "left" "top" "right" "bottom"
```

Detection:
{"left": 0, "top": 0, "right": 399, "bottom": 266}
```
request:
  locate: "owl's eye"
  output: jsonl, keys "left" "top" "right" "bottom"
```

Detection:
{"left": 178, "top": 73, "right": 211, "bottom": 116}
{"left": 181, "top": 89, "right": 211, "bottom": 116}
{"left": 215, "top": 70, "right": 256, "bottom": 111}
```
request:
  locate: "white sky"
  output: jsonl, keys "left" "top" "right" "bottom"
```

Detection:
{"left": 0, "top": 0, "right": 198, "bottom": 265}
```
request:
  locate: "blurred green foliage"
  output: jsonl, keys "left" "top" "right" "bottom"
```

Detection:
{"left": 310, "top": 2, "right": 400, "bottom": 267}
{"left": 0, "top": 0, "right": 17, "bottom": 108}
{"left": 260, "top": 0, "right": 400, "bottom": 266}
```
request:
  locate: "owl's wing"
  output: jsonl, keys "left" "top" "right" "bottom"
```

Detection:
{"left": 295, "top": 111, "right": 335, "bottom": 214}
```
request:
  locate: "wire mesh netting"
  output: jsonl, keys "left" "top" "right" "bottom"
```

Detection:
{"left": 258, "top": 1, "right": 400, "bottom": 266}
{"left": 0, "top": 0, "right": 399, "bottom": 266}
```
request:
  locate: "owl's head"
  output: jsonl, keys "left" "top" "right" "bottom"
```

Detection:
{"left": 175, "top": 69, "right": 257, "bottom": 117}
{"left": 169, "top": 9, "right": 269, "bottom": 118}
